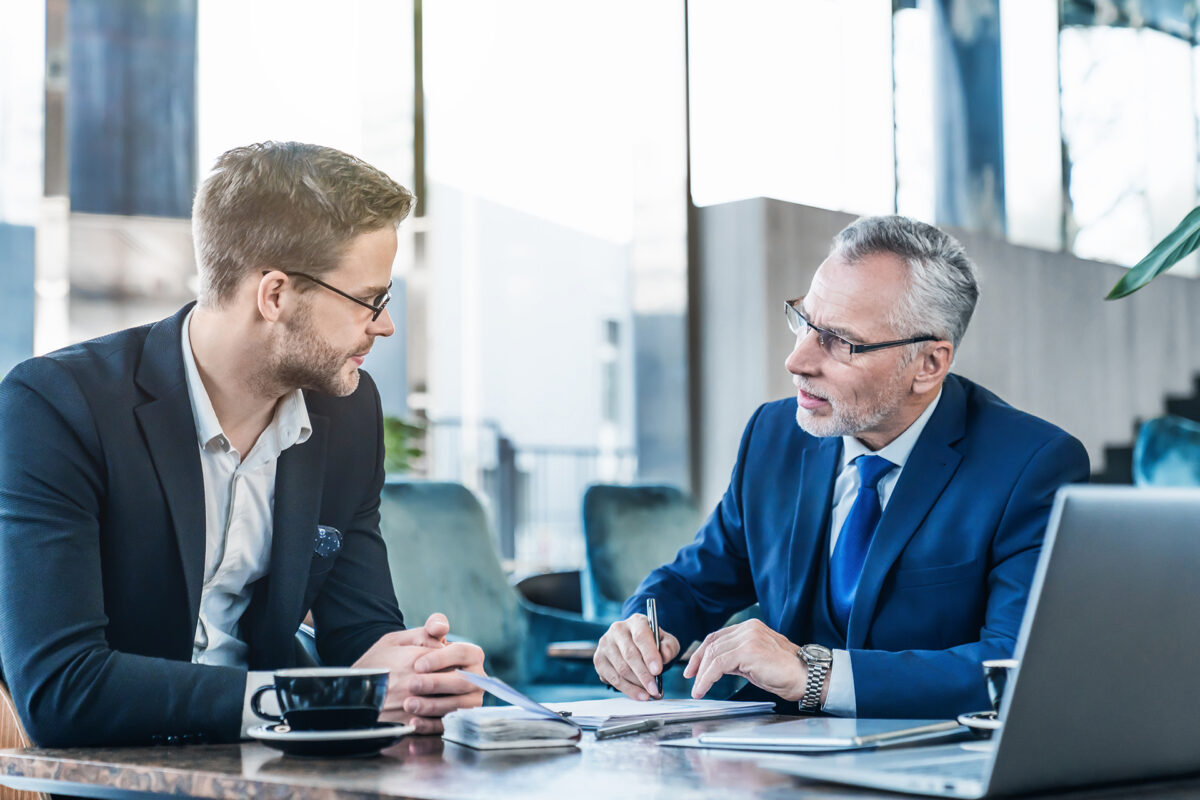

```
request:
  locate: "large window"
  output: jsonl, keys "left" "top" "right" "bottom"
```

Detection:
{"left": 1060, "top": 23, "right": 1199, "bottom": 276}
{"left": 688, "top": 0, "right": 895, "bottom": 215}
{"left": 423, "top": 1, "right": 688, "bottom": 569}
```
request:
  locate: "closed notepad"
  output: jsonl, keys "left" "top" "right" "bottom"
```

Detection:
{"left": 442, "top": 706, "right": 581, "bottom": 750}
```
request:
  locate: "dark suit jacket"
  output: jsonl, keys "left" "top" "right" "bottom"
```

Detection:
{"left": 624, "top": 374, "right": 1090, "bottom": 718}
{"left": 0, "top": 304, "right": 405, "bottom": 746}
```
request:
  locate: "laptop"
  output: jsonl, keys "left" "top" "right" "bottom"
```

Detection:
{"left": 766, "top": 485, "right": 1200, "bottom": 797}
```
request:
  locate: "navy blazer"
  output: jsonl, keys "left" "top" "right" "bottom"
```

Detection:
{"left": 625, "top": 374, "right": 1089, "bottom": 718}
{"left": 0, "top": 305, "right": 405, "bottom": 746}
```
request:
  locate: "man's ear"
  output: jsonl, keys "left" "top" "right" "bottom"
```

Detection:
{"left": 912, "top": 341, "right": 953, "bottom": 394}
{"left": 257, "top": 270, "right": 288, "bottom": 323}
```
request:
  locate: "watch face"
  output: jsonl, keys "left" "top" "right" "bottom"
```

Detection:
{"left": 802, "top": 644, "right": 832, "bottom": 662}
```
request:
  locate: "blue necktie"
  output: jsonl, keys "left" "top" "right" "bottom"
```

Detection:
{"left": 830, "top": 454, "right": 895, "bottom": 631}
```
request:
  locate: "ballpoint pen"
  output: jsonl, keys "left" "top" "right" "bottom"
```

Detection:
{"left": 595, "top": 718, "right": 664, "bottom": 740}
{"left": 647, "top": 598, "right": 662, "bottom": 696}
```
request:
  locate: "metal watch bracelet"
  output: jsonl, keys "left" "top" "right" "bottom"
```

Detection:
{"left": 797, "top": 645, "right": 831, "bottom": 712}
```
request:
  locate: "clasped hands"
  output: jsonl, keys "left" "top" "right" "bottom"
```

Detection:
{"left": 353, "top": 612, "right": 486, "bottom": 734}
{"left": 594, "top": 616, "right": 816, "bottom": 703}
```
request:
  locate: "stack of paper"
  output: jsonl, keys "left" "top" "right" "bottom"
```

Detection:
{"left": 542, "top": 697, "right": 775, "bottom": 729}
{"left": 442, "top": 706, "right": 581, "bottom": 750}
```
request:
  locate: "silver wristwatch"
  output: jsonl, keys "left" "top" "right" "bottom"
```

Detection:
{"left": 797, "top": 643, "right": 833, "bottom": 712}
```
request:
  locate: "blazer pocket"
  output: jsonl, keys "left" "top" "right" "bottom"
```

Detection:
{"left": 890, "top": 559, "right": 977, "bottom": 589}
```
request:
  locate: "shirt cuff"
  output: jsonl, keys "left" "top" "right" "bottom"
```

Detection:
{"left": 242, "top": 670, "right": 277, "bottom": 738}
{"left": 820, "top": 649, "right": 856, "bottom": 716}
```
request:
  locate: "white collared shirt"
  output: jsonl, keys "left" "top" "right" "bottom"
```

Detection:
{"left": 822, "top": 390, "right": 943, "bottom": 717}
{"left": 180, "top": 308, "right": 312, "bottom": 668}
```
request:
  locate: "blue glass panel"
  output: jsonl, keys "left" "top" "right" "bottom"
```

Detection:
{"left": 68, "top": 0, "right": 196, "bottom": 218}
{"left": 0, "top": 223, "right": 36, "bottom": 377}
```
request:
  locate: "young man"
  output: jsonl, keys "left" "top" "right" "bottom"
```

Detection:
{"left": 0, "top": 142, "right": 484, "bottom": 747}
{"left": 594, "top": 215, "right": 1090, "bottom": 719}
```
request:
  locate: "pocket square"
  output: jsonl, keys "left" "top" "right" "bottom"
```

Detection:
{"left": 314, "top": 525, "right": 343, "bottom": 557}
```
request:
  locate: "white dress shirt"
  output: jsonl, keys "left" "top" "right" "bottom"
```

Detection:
{"left": 180, "top": 308, "right": 311, "bottom": 669}
{"left": 821, "top": 390, "right": 942, "bottom": 716}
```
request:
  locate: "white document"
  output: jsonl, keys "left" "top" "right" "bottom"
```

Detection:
{"left": 541, "top": 697, "right": 776, "bottom": 729}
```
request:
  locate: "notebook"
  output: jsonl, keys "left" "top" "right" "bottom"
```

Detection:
{"left": 764, "top": 486, "right": 1200, "bottom": 797}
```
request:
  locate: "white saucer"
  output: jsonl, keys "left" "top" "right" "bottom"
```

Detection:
{"left": 248, "top": 723, "right": 415, "bottom": 757}
{"left": 956, "top": 710, "right": 1002, "bottom": 734}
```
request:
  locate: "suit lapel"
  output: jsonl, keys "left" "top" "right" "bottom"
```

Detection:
{"left": 260, "top": 412, "right": 328, "bottom": 655}
{"left": 132, "top": 305, "right": 207, "bottom": 625}
{"left": 778, "top": 435, "right": 841, "bottom": 636}
{"left": 846, "top": 378, "right": 967, "bottom": 647}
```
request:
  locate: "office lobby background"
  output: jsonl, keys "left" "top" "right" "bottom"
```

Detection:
{"left": 2, "top": 0, "right": 1199, "bottom": 575}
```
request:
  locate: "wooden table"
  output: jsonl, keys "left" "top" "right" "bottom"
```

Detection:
{"left": 3, "top": 716, "right": 1200, "bottom": 800}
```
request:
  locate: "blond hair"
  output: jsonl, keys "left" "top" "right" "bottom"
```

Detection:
{"left": 192, "top": 141, "right": 415, "bottom": 306}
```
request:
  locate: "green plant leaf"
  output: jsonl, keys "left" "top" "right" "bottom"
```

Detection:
{"left": 382, "top": 415, "right": 425, "bottom": 474}
{"left": 1107, "top": 205, "right": 1200, "bottom": 299}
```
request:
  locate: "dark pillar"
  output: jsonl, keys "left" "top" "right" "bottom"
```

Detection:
{"left": 495, "top": 435, "right": 518, "bottom": 560}
{"left": 68, "top": 0, "right": 196, "bottom": 218}
{"left": 930, "top": 0, "right": 1005, "bottom": 235}
{"left": 634, "top": 313, "right": 691, "bottom": 488}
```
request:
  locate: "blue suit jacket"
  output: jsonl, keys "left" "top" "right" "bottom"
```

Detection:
{"left": 625, "top": 374, "right": 1090, "bottom": 718}
{"left": 0, "top": 305, "right": 405, "bottom": 746}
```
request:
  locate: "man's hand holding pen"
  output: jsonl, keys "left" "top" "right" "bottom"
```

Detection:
{"left": 593, "top": 610, "right": 680, "bottom": 701}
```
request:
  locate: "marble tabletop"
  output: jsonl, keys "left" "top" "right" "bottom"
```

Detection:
{"left": 4, "top": 716, "right": 1200, "bottom": 800}
{"left": 0, "top": 716, "right": 815, "bottom": 800}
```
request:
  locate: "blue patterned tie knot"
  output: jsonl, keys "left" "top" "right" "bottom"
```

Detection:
{"left": 830, "top": 454, "right": 896, "bottom": 633}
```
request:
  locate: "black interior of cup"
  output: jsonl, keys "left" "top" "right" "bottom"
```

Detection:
{"left": 274, "top": 669, "right": 389, "bottom": 731}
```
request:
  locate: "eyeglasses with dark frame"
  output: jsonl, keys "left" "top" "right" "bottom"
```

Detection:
{"left": 784, "top": 296, "right": 939, "bottom": 364}
{"left": 263, "top": 270, "right": 392, "bottom": 321}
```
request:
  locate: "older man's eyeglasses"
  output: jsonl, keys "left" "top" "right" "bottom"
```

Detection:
{"left": 264, "top": 270, "right": 392, "bottom": 321}
{"left": 784, "top": 297, "right": 938, "bottom": 364}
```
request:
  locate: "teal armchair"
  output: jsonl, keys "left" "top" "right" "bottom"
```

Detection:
{"left": 378, "top": 480, "right": 610, "bottom": 702}
{"left": 581, "top": 483, "right": 758, "bottom": 699}
{"left": 581, "top": 484, "right": 703, "bottom": 622}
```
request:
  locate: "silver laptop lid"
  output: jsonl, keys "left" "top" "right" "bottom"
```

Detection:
{"left": 987, "top": 486, "right": 1200, "bottom": 795}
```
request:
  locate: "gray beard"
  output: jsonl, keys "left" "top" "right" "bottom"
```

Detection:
{"left": 795, "top": 396, "right": 897, "bottom": 438}
{"left": 793, "top": 368, "right": 908, "bottom": 440}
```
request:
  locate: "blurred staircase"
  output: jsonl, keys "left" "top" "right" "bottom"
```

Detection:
{"left": 1091, "top": 375, "right": 1200, "bottom": 484}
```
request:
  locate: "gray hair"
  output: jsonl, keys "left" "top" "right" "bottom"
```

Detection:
{"left": 830, "top": 215, "right": 979, "bottom": 350}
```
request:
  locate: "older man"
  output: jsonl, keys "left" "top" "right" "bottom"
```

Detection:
{"left": 0, "top": 142, "right": 485, "bottom": 747}
{"left": 594, "top": 215, "right": 1089, "bottom": 719}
